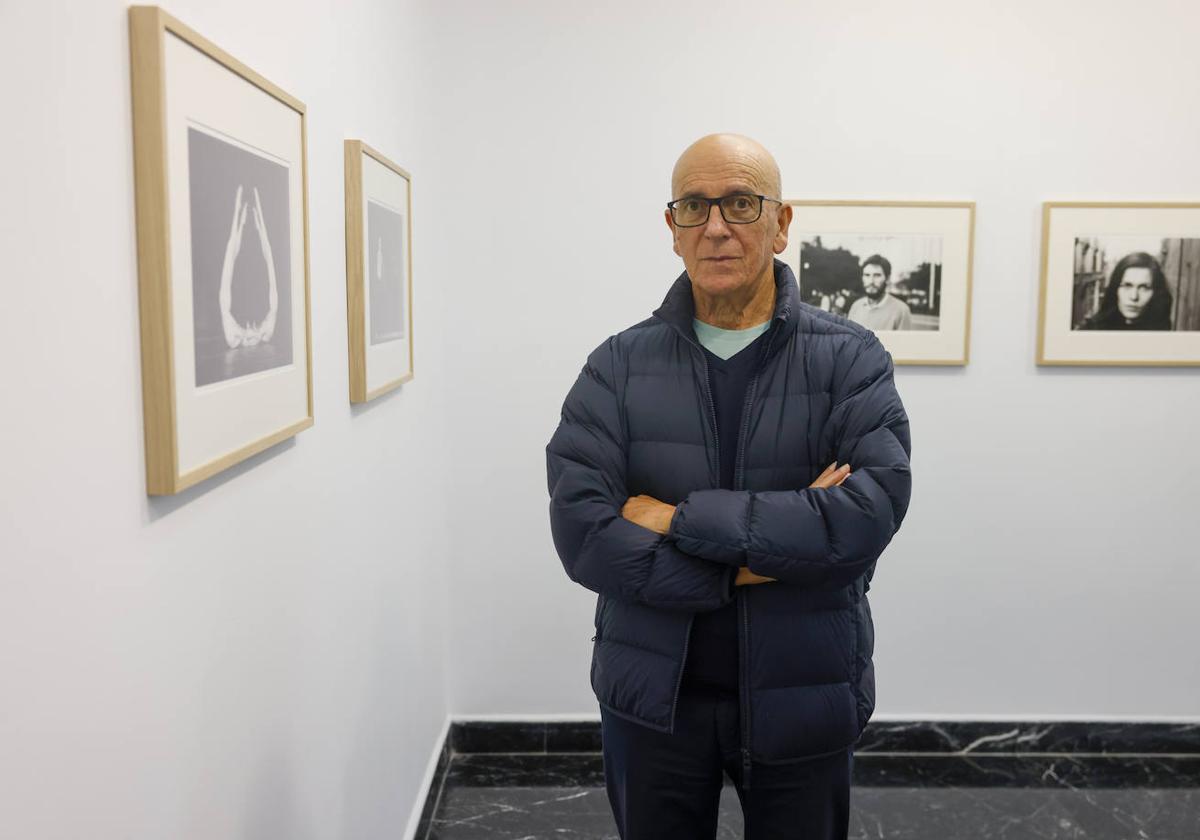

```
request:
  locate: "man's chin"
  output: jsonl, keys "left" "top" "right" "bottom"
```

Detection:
{"left": 690, "top": 263, "right": 749, "bottom": 291}
{"left": 691, "top": 275, "right": 750, "bottom": 299}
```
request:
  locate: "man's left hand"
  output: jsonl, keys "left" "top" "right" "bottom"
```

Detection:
{"left": 620, "top": 494, "right": 676, "bottom": 535}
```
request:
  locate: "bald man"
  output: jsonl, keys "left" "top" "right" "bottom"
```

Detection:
{"left": 547, "top": 134, "right": 912, "bottom": 839}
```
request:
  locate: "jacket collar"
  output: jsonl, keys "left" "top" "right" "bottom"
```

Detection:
{"left": 653, "top": 258, "right": 800, "bottom": 352}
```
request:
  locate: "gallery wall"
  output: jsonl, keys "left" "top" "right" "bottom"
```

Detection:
{"left": 425, "top": 0, "right": 1200, "bottom": 721}
{"left": 0, "top": 2, "right": 451, "bottom": 839}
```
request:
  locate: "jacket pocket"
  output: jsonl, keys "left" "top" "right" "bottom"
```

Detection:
{"left": 592, "top": 595, "right": 605, "bottom": 642}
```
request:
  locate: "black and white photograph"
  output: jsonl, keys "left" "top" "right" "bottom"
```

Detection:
{"left": 345, "top": 139, "right": 414, "bottom": 403}
{"left": 1038, "top": 203, "right": 1200, "bottom": 366}
{"left": 1070, "top": 236, "right": 1200, "bottom": 332}
{"left": 784, "top": 201, "right": 974, "bottom": 365}
{"left": 367, "top": 199, "right": 407, "bottom": 345}
{"left": 799, "top": 233, "right": 942, "bottom": 332}
{"left": 188, "top": 126, "right": 293, "bottom": 387}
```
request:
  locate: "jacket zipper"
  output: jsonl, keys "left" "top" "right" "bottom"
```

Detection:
{"left": 735, "top": 374, "right": 759, "bottom": 791}
{"left": 732, "top": 329, "right": 776, "bottom": 792}
{"left": 699, "top": 351, "right": 721, "bottom": 485}
{"left": 668, "top": 346, "right": 720, "bottom": 736}
{"left": 667, "top": 613, "right": 695, "bottom": 733}
{"left": 738, "top": 590, "right": 752, "bottom": 789}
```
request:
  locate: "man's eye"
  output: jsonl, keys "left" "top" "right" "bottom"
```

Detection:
{"left": 732, "top": 197, "right": 752, "bottom": 210}
{"left": 682, "top": 200, "right": 703, "bottom": 213}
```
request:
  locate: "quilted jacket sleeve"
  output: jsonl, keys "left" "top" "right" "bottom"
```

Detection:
{"left": 547, "top": 337, "right": 738, "bottom": 613}
{"left": 668, "top": 332, "right": 911, "bottom": 589}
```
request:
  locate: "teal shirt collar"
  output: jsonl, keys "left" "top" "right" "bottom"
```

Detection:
{"left": 692, "top": 318, "right": 771, "bottom": 361}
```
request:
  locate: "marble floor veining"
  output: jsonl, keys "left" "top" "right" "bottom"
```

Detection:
{"left": 423, "top": 752, "right": 1200, "bottom": 839}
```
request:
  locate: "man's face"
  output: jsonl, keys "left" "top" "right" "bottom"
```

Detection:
{"left": 1116, "top": 267, "right": 1155, "bottom": 321}
{"left": 665, "top": 147, "right": 790, "bottom": 300}
{"left": 861, "top": 264, "right": 887, "bottom": 297}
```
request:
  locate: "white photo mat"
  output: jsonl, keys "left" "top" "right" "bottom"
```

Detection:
{"left": 164, "top": 29, "right": 310, "bottom": 475}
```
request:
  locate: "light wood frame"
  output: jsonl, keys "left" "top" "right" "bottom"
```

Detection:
{"left": 129, "top": 6, "right": 313, "bottom": 495}
{"left": 1037, "top": 201, "right": 1200, "bottom": 366}
{"left": 784, "top": 200, "right": 976, "bottom": 365}
{"left": 344, "top": 140, "right": 415, "bottom": 403}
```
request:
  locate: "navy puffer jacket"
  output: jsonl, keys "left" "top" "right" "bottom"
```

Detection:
{"left": 546, "top": 259, "right": 912, "bottom": 786}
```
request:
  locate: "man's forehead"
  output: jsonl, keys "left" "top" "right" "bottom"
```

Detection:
{"left": 674, "top": 159, "right": 771, "bottom": 196}
{"left": 671, "top": 136, "right": 779, "bottom": 197}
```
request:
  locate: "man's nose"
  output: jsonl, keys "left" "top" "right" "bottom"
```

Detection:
{"left": 701, "top": 203, "right": 731, "bottom": 236}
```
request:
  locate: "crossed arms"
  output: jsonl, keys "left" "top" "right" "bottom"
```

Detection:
{"left": 620, "top": 459, "right": 853, "bottom": 587}
{"left": 545, "top": 331, "right": 911, "bottom": 613}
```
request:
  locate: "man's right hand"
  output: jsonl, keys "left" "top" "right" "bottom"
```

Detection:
{"left": 734, "top": 462, "right": 852, "bottom": 586}
{"left": 810, "top": 460, "right": 851, "bottom": 490}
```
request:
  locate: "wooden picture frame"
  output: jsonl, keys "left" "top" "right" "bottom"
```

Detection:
{"left": 344, "top": 140, "right": 415, "bottom": 403}
{"left": 129, "top": 6, "right": 313, "bottom": 495}
{"left": 1037, "top": 202, "right": 1200, "bottom": 366}
{"left": 781, "top": 200, "right": 975, "bottom": 365}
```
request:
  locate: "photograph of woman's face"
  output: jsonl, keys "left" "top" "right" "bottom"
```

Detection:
{"left": 1116, "top": 266, "right": 1155, "bottom": 321}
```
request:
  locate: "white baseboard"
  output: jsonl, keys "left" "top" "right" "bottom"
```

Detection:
{"left": 402, "top": 713, "right": 453, "bottom": 840}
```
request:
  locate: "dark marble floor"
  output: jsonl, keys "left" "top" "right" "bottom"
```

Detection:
{"left": 421, "top": 723, "right": 1200, "bottom": 839}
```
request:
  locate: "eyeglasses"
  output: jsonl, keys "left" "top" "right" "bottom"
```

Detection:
{"left": 666, "top": 193, "right": 782, "bottom": 227}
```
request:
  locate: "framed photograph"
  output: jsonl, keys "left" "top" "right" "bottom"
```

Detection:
{"left": 129, "top": 6, "right": 313, "bottom": 495}
{"left": 1037, "top": 202, "right": 1200, "bottom": 366}
{"left": 344, "top": 140, "right": 414, "bottom": 402}
{"left": 780, "top": 201, "right": 975, "bottom": 365}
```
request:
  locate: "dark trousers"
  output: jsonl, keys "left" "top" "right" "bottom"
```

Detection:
{"left": 600, "top": 686, "right": 853, "bottom": 839}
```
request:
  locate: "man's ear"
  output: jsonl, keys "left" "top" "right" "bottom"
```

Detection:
{"left": 773, "top": 203, "right": 793, "bottom": 255}
{"left": 665, "top": 209, "right": 681, "bottom": 257}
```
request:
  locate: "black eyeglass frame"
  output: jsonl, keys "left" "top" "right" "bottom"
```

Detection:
{"left": 666, "top": 193, "right": 783, "bottom": 227}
